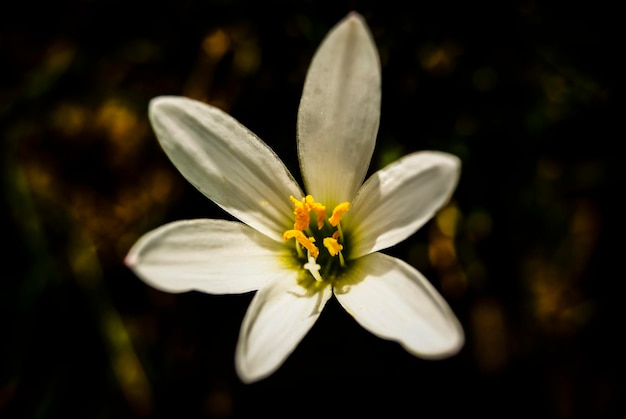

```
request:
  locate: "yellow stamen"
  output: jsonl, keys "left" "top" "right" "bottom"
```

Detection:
{"left": 329, "top": 202, "right": 350, "bottom": 227}
{"left": 283, "top": 195, "right": 352, "bottom": 281}
{"left": 283, "top": 229, "right": 319, "bottom": 258}
{"left": 305, "top": 195, "right": 326, "bottom": 230}
{"left": 323, "top": 237, "right": 343, "bottom": 257}
{"left": 290, "top": 195, "right": 310, "bottom": 231}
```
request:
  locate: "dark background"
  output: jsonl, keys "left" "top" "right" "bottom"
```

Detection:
{"left": 2, "top": 0, "right": 622, "bottom": 417}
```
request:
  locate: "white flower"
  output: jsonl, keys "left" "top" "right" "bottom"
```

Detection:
{"left": 126, "top": 12, "right": 464, "bottom": 384}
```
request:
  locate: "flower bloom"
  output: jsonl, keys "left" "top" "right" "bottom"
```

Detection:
{"left": 126, "top": 12, "right": 463, "bottom": 383}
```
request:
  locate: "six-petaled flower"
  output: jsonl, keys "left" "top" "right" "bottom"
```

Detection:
{"left": 126, "top": 12, "right": 464, "bottom": 384}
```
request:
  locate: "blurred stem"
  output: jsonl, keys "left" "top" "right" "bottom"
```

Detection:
{"left": 68, "top": 228, "right": 153, "bottom": 417}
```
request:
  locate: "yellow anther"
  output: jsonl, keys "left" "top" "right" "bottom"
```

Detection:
{"left": 305, "top": 195, "right": 326, "bottom": 230}
{"left": 329, "top": 202, "right": 350, "bottom": 226}
{"left": 290, "top": 196, "right": 310, "bottom": 231}
{"left": 323, "top": 237, "right": 343, "bottom": 257}
{"left": 283, "top": 229, "right": 319, "bottom": 258}
{"left": 289, "top": 195, "right": 327, "bottom": 230}
{"left": 283, "top": 196, "right": 351, "bottom": 280}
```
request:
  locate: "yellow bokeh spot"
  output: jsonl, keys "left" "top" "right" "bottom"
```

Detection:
{"left": 202, "top": 28, "right": 231, "bottom": 61}
{"left": 436, "top": 205, "right": 461, "bottom": 237}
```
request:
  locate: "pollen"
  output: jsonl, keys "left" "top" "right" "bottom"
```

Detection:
{"left": 323, "top": 237, "right": 343, "bottom": 257}
{"left": 284, "top": 195, "right": 350, "bottom": 281}
{"left": 283, "top": 229, "right": 319, "bottom": 258}
{"left": 289, "top": 195, "right": 326, "bottom": 230}
{"left": 290, "top": 195, "right": 310, "bottom": 231}
{"left": 329, "top": 202, "right": 350, "bottom": 226}
{"left": 305, "top": 195, "right": 326, "bottom": 230}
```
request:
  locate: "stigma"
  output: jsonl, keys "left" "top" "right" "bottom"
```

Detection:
{"left": 282, "top": 195, "right": 349, "bottom": 281}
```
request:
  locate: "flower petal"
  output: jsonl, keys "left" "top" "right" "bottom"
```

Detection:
{"left": 126, "top": 219, "right": 290, "bottom": 294}
{"left": 345, "top": 151, "right": 460, "bottom": 258}
{"left": 334, "top": 252, "right": 464, "bottom": 358}
{"left": 297, "top": 12, "right": 381, "bottom": 207}
{"left": 149, "top": 96, "right": 303, "bottom": 240}
{"left": 235, "top": 273, "right": 333, "bottom": 383}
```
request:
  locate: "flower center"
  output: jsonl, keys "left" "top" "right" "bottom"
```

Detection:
{"left": 282, "top": 195, "right": 350, "bottom": 282}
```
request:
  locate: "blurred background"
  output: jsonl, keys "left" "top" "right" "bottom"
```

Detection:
{"left": 2, "top": 0, "right": 622, "bottom": 417}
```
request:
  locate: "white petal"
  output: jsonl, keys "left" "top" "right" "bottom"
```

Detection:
{"left": 149, "top": 96, "right": 303, "bottom": 240}
{"left": 345, "top": 151, "right": 460, "bottom": 258}
{"left": 297, "top": 12, "right": 381, "bottom": 207}
{"left": 334, "top": 252, "right": 464, "bottom": 358}
{"left": 235, "top": 272, "right": 333, "bottom": 383}
{"left": 126, "top": 219, "right": 290, "bottom": 294}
